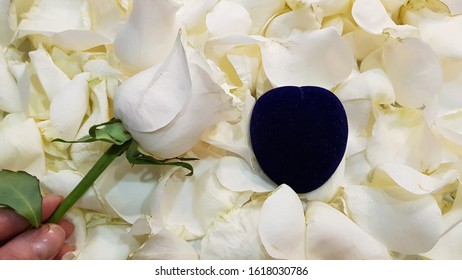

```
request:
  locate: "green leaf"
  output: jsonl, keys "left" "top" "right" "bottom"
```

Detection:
{"left": 126, "top": 141, "right": 197, "bottom": 176}
{"left": 0, "top": 170, "right": 43, "bottom": 227}
{"left": 53, "top": 118, "right": 132, "bottom": 145}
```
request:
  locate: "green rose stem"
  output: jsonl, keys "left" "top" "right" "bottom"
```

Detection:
{"left": 47, "top": 141, "right": 131, "bottom": 224}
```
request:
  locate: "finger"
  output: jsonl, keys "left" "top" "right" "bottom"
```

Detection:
{"left": 54, "top": 244, "right": 77, "bottom": 260}
{"left": 41, "top": 195, "right": 64, "bottom": 221}
{"left": 0, "top": 195, "right": 63, "bottom": 242}
{"left": 0, "top": 224, "right": 66, "bottom": 260}
{"left": 58, "top": 219, "right": 75, "bottom": 239}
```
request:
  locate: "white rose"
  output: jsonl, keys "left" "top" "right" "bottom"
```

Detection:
{"left": 114, "top": 34, "right": 236, "bottom": 159}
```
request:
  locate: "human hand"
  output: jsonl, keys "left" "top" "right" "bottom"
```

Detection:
{"left": 0, "top": 195, "right": 75, "bottom": 260}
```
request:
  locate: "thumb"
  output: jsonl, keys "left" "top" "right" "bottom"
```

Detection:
{"left": 0, "top": 224, "right": 66, "bottom": 260}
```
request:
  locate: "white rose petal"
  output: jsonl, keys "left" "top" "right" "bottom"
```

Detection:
{"left": 114, "top": 0, "right": 180, "bottom": 71}
{"left": 8, "top": 62, "right": 30, "bottom": 115}
{"left": 206, "top": 1, "right": 252, "bottom": 37}
{"left": 29, "top": 46, "right": 70, "bottom": 101}
{"left": 302, "top": 0, "right": 350, "bottom": 17}
{"left": 344, "top": 185, "right": 443, "bottom": 254}
{"left": 423, "top": 183, "right": 462, "bottom": 259}
{"left": 0, "top": 50, "right": 23, "bottom": 114}
{"left": 228, "top": 0, "right": 285, "bottom": 34}
{"left": 305, "top": 201, "right": 390, "bottom": 259}
{"left": 368, "top": 163, "right": 458, "bottom": 195}
{"left": 423, "top": 221, "right": 462, "bottom": 259}
{"left": 352, "top": 0, "right": 417, "bottom": 38}
{"left": 265, "top": 6, "right": 321, "bottom": 39}
{"left": 61, "top": 209, "right": 87, "bottom": 260}
{"left": 177, "top": 0, "right": 217, "bottom": 31}
{"left": 70, "top": 79, "right": 110, "bottom": 173}
{"left": 0, "top": 114, "right": 45, "bottom": 178}
{"left": 344, "top": 151, "right": 372, "bottom": 186}
{"left": 440, "top": 0, "right": 462, "bottom": 14}
{"left": 131, "top": 228, "right": 198, "bottom": 260}
{"left": 17, "top": 0, "right": 111, "bottom": 51}
{"left": 336, "top": 69, "right": 395, "bottom": 104}
{"left": 202, "top": 92, "right": 255, "bottom": 165}
{"left": 366, "top": 108, "right": 442, "bottom": 173}
{"left": 215, "top": 156, "right": 275, "bottom": 193}
{"left": 49, "top": 72, "right": 90, "bottom": 140}
{"left": 419, "top": 15, "right": 462, "bottom": 59}
{"left": 343, "top": 29, "right": 386, "bottom": 61}
{"left": 152, "top": 159, "right": 251, "bottom": 239}
{"left": 41, "top": 170, "right": 107, "bottom": 213}
{"left": 0, "top": 0, "right": 14, "bottom": 45}
{"left": 260, "top": 28, "right": 354, "bottom": 89}
{"left": 95, "top": 157, "right": 160, "bottom": 224}
{"left": 259, "top": 185, "right": 306, "bottom": 259}
{"left": 383, "top": 37, "right": 443, "bottom": 108}
{"left": 201, "top": 198, "right": 269, "bottom": 259}
{"left": 435, "top": 111, "right": 462, "bottom": 145}
{"left": 75, "top": 224, "right": 140, "bottom": 260}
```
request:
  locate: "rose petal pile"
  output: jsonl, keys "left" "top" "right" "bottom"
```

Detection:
{"left": 1, "top": 0, "right": 462, "bottom": 259}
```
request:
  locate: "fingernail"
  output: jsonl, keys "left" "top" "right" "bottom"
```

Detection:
{"left": 32, "top": 224, "right": 65, "bottom": 260}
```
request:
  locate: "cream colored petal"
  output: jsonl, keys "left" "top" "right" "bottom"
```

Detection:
{"left": 265, "top": 6, "right": 321, "bottom": 39}
{"left": 87, "top": 0, "right": 129, "bottom": 41}
{"left": 423, "top": 221, "right": 462, "bottom": 259}
{"left": 17, "top": 0, "right": 90, "bottom": 36}
{"left": 368, "top": 163, "right": 458, "bottom": 195}
{"left": 420, "top": 15, "right": 462, "bottom": 60}
{"left": 305, "top": 201, "right": 390, "bottom": 259}
{"left": 0, "top": 51, "right": 21, "bottom": 113}
{"left": 177, "top": 0, "right": 217, "bottom": 31}
{"left": 114, "top": 35, "right": 191, "bottom": 134}
{"left": 61, "top": 209, "right": 87, "bottom": 260}
{"left": 343, "top": 29, "right": 386, "bottom": 61}
{"left": 29, "top": 46, "right": 70, "bottom": 101}
{"left": 8, "top": 62, "right": 30, "bottom": 115}
{"left": 304, "top": 0, "right": 350, "bottom": 17}
{"left": 95, "top": 157, "right": 160, "bottom": 224}
{"left": 114, "top": 0, "right": 179, "bottom": 71}
{"left": 215, "top": 156, "right": 275, "bottom": 193}
{"left": 383, "top": 37, "right": 443, "bottom": 108}
{"left": 344, "top": 185, "right": 443, "bottom": 254}
{"left": 344, "top": 151, "right": 372, "bottom": 186}
{"left": 0, "top": 0, "right": 14, "bottom": 46}
{"left": 130, "top": 228, "right": 198, "bottom": 260}
{"left": 202, "top": 92, "right": 254, "bottom": 165}
{"left": 201, "top": 197, "right": 269, "bottom": 259}
{"left": 259, "top": 185, "right": 306, "bottom": 259}
{"left": 336, "top": 69, "right": 395, "bottom": 104}
{"left": 260, "top": 28, "right": 354, "bottom": 89}
{"left": 152, "top": 158, "right": 251, "bottom": 239}
{"left": 49, "top": 72, "right": 90, "bottom": 140}
{"left": 228, "top": 0, "right": 285, "bottom": 34}
{"left": 366, "top": 107, "right": 442, "bottom": 173}
{"left": 440, "top": 0, "right": 462, "bottom": 14}
{"left": 435, "top": 110, "right": 462, "bottom": 145}
{"left": 70, "top": 78, "right": 110, "bottom": 174}
{"left": 206, "top": 1, "right": 252, "bottom": 37}
{"left": 48, "top": 30, "right": 111, "bottom": 51}
{"left": 40, "top": 170, "right": 106, "bottom": 213}
{"left": 0, "top": 114, "right": 45, "bottom": 178}
{"left": 75, "top": 224, "right": 140, "bottom": 260}
{"left": 352, "top": 0, "right": 417, "bottom": 37}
